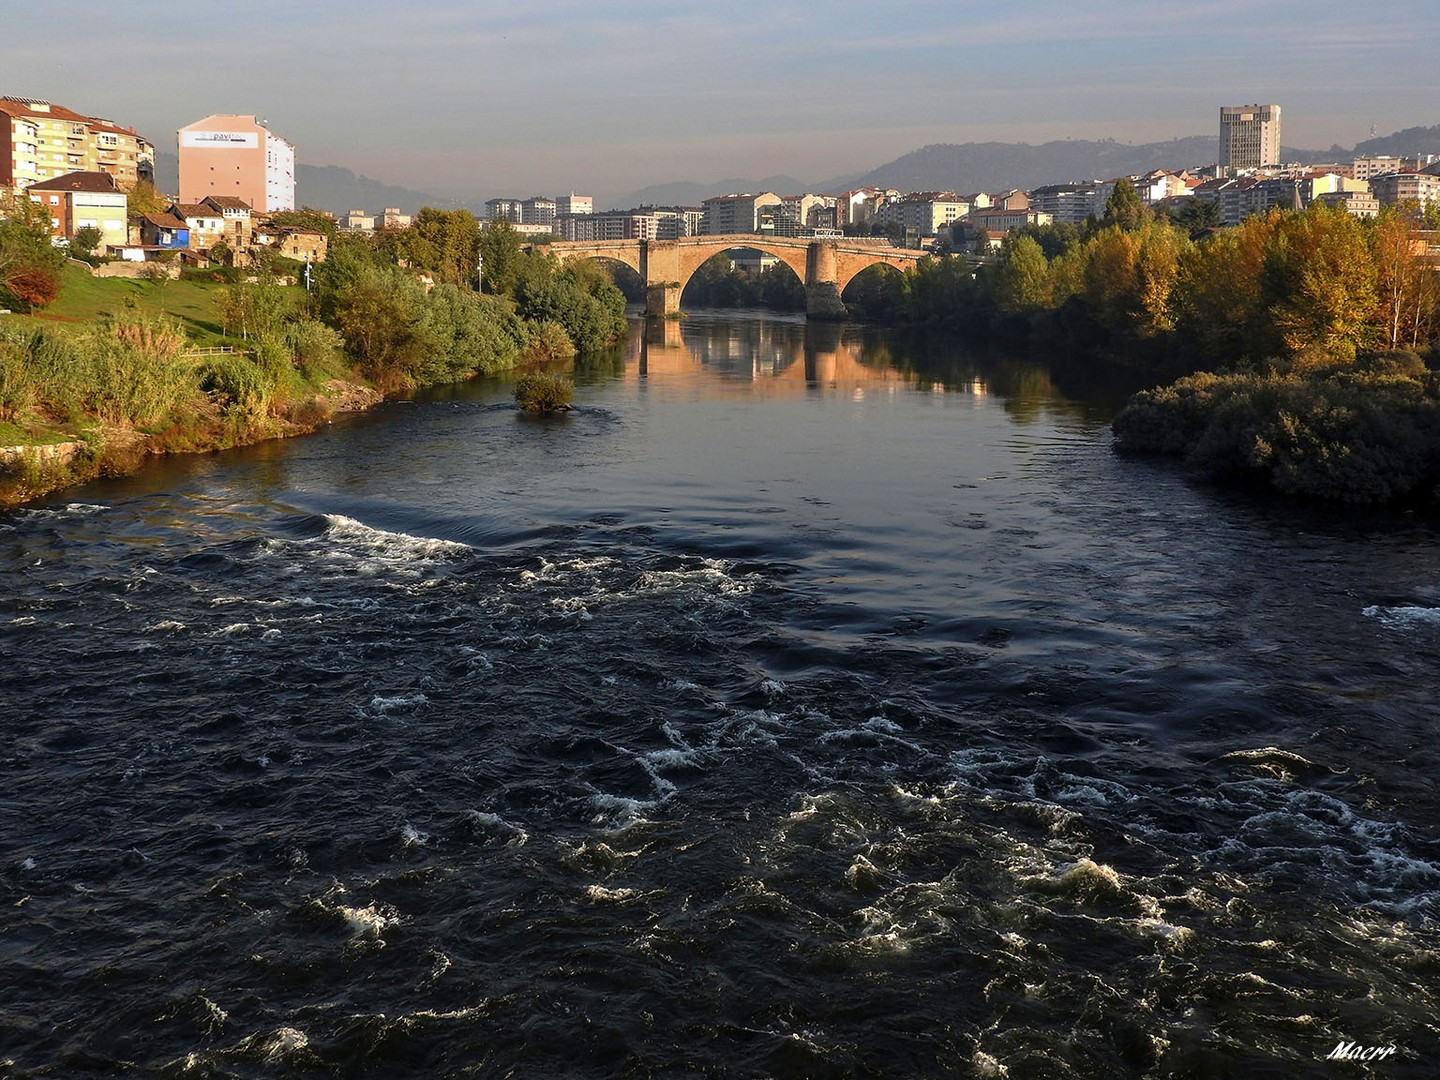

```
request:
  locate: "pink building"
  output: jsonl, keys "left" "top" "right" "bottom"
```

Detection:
{"left": 177, "top": 114, "right": 295, "bottom": 212}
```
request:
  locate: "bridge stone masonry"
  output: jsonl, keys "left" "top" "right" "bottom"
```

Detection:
{"left": 544, "top": 235, "right": 926, "bottom": 319}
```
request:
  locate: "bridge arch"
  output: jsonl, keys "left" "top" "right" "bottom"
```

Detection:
{"left": 550, "top": 241, "right": 641, "bottom": 279}
{"left": 833, "top": 251, "right": 922, "bottom": 295}
{"left": 679, "top": 245, "right": 806, "bottom": 309}
{"left": 672, "top": 241, "right": 809, "bottom": 297}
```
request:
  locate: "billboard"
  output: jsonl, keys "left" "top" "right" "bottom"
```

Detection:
{"left": 180, "top": 131, "right": 258, "bottom": 149}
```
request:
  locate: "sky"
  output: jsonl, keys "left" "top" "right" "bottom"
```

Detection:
{"left": 3, "top": 0, "right": 1437, "bottom": 206}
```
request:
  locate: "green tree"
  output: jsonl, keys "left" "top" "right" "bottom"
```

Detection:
{"left": 478, "top": 218, "right": 525, "bottom": 295}
{"left": 993, "top": 235, "right": 1051, "bottom": 314}
{"left": 72, "top": 225, "right": 103, "bottom": 259}
{"left": 1102, "top": 179, "right": 1150, "bottom": 232}
{"left": 1164, "top": 197, "right": 1222, "bottom": 239}
{"left": 126, "top": 181, "right": 167, "bottom": 219}
{"left": 410, "top": 207, "right": 482, "bottom": 287}
{"left": 140, "top": 253, "right": 178, "bottom": 313}
{"left": 1134, "top": 222, "right": 1187, "bottom": 331}
{"left": 1262, "top": 204, "right": 1378, "bottom": 364}
{"left": 1081, "top": 226, "right": 1142, "bottom": 327}
{"left": 1373, "top": 206, "right": 1439, "bottom": 351}
{"left": 0, "top": 214, "right": 65, "bottom": 312}
{"left": 216, "top": 273, "right": 289, "bottom": 341}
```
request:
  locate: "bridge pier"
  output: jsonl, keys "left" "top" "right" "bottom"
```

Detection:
{"left": 646, "top": 283, "right": 681, "bottom": 318}
{"left": 641, "top": 240, "right": 682, "bottom": 319}
{"left": 804, "top": 242, "right": 848, "bottom": 321}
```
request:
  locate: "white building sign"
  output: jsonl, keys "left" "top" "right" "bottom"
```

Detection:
{"left": 180, "top": 131, "right": 259, "bottom": 149}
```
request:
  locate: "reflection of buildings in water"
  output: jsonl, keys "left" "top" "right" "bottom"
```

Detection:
{"left": 630, "top": 315, "right": 914, "bottom": 394}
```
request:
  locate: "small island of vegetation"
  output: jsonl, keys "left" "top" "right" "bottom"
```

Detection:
{"left": 514, "top": 371, "right": 575, "bottom": 412}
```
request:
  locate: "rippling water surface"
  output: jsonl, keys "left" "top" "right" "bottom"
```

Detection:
{"left": 3, "top": 313, "right": 1439, "bottom": 1078}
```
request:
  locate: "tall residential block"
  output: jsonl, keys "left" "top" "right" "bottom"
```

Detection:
{"left": 1219, "top": 104, "right": 1282, "bottom": 170}
{"left": 178, "top": 114, "right": 295, "bottom": 212}
{"left": 0, "top": 96, "right": 153, "bottom": 193}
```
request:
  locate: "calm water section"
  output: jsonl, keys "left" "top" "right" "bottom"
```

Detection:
{"left": 2, "top": 311, "right": 1438, "bottom": 1077}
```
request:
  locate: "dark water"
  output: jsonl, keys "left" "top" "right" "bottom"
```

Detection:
{"left": 3, "top": 312, "right": 1439, "bottom": 1078}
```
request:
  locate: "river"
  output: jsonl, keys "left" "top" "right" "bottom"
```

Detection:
{"left": 2, "top": 311, "right": 1438, "bottom": 1078}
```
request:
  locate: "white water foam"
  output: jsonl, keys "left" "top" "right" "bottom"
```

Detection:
{"left": 1363, "top": 604, "right": 1440, "bottom": 632}
{"left": 339, "top": 902, "right": 397, "bottom": 940}
{"left": 369, "top": 693, "right": 429, "bottom": 713}
{"left": 322, "top": 514, "right": 472, "bottom": 559}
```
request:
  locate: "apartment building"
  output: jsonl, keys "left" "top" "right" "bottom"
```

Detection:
{"left": 1313, "top": 190, "right": 1380, "bottom": 217}
{"left": 0, "top": 96, "right": 153, "bottom": 194}
{"left": 26, "top": 171, "right": 128, "bottom": 248}
{"left": 485, "top": 198, "right": 523, "bottom": 223}
{"left": 1353, "top": 156, "right": 1407, "bottom": 182}
{"left": 1368, "top": 172, "right": 1440, "bottom": 209}
{"left": 964, "top": 207, "right": 1053, "bottom": 233}
{"left": 1193, "top": 176, "right": 1302, "bottom": 225}
{"left": 1029, "top": 183, "right": 1100, "bottom": 225}
{"left": 178, "top": 114, "right": 295, "bottom": 212}
{"left": 839, "top": 188, "right": 893, "bottom": 227}
{"left": 555, "top": 194, "right": 592, "bottom": 216}
{"left": 554, "top": 206, "right": 700, "bottom": 242}
{"left": 521, "top": 196, "right": 556, "bottom": 226}
{"left": 873, "top": 192, "right": 969, "bottom": 236}
{"left": 1219, "top": 104, "right": 1282, "bottom": 170}
{"left": 702, "top": 192, "right": 781, "bottom": 235}
{"left": 87, "top": 119, "right": 153, "bottom": 191}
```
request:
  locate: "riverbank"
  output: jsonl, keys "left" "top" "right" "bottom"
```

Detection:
{"left": 0, "top": 377, "right": 384, "bottom": 508}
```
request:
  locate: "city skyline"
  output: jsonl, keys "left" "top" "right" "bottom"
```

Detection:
{"left": 3, "top": 0, "right": 1437, "bottom": 205}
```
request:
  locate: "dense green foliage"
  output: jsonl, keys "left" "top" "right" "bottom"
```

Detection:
{"left": 857, "top": 199, "right": 1440, "bottom": 503}
{"left": 942, "top": 201, "right": 1440, "bottom": 503}
{"left": 1114, "top": 352, "right": 1440, "bottom": 502}
{"left": 0, "top": 197, "right": 65, "bottom": 314}
{"left": 513, "top": 371, "right": 575, "bottom": 412}
{"left": 316, "top": 215, "right": 625, "bottom": 391}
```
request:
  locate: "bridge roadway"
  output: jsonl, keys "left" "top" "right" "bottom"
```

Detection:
{"left": 544, "top": 234, "right": 927, "bottom": 319}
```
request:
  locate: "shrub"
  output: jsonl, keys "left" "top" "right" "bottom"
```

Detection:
{"left": 199, "top": 354, "right": 273, "bottom": 420}
{"left": 514, "top": 372, "right": 573, "bottom": 412}
{"left": 521, "top": 321, "right": 576, "bottom": 363}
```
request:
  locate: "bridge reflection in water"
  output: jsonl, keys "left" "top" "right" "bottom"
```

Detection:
{"left": 623, "top": 312, "right": 985, "bottom": 399}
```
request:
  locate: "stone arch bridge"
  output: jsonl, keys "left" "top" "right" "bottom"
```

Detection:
{"left": 545, "top": 235, "right": 926, "bottom": 319}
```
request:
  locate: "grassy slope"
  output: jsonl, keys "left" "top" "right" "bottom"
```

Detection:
{"left": 16, "top": 265, "right": 305, "bottom": 344}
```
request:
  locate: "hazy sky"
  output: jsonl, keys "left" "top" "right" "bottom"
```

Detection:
{"left": 3, "top": 0, "right": 1437, "bottom": 205}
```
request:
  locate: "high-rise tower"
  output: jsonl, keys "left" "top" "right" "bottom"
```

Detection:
{"left": 1219, "top": 104, "right": 1282, "bottom": 170}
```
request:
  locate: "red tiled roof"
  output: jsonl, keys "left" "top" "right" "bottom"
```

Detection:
{"left": 27, "top": 171, "right": 119, "bottom": 193}
{"left": 0, "top": 97, "right": 95, "bottom": 123}
{"left": 201, "top": 195, "right": 252, "bottom": 212}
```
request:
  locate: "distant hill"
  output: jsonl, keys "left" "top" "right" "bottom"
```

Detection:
{"left": 1353, "top": 124, "right": 1440, "bottom": 159}
{"left": 150, "top": 151, "right": 459, "bottom": 215}
{"left": 829, "top": 136, "right": 1223, "bottom": 194}
{"left": 294, "top": 164, "right": 469, "bottom": 216}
